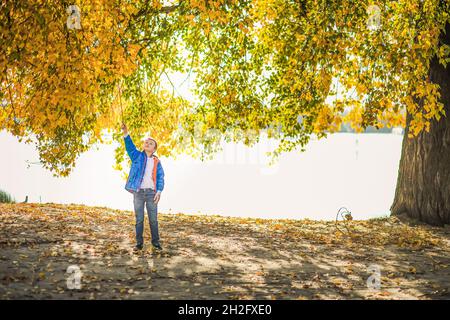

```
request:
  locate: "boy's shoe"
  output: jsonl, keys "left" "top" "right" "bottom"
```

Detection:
{"left": 133, "top": 244, "right": 143, "bottom": 251}
{"left": 152, "top": 243, "right": 163, "bottom": 251}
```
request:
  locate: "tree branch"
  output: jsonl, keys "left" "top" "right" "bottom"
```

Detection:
{"left": 132, "top": 2, "right": 183, "bottom": 20}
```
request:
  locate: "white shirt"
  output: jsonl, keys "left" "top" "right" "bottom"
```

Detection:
{"left": 140, "top": 155, "right": 155, "bottom": 190}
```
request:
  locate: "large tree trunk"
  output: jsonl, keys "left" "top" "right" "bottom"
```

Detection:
{"left": 390, "top": 23, "right": 450, "bottom": 226}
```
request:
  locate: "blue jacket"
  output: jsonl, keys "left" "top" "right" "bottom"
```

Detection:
{"left": 123, "top": 134, "right": 165, "bottom": 194}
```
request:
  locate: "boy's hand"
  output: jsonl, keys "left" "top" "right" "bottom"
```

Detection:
{"left": 121, "top": 122, "right": 128, "bottom": 136}
{"left": 153, "top": 192, "right": 161, "bottom": 204}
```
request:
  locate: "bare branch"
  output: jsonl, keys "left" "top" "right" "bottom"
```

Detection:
{"left": 132, "top": 2, "right": 183, "bottom": 20}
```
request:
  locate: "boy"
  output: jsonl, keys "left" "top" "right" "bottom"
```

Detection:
{"left": 122, "top": 122, "right": 165, "bottom": 251}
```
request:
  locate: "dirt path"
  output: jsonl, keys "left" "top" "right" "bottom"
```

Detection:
{"left": 0, "top": 203, "right": 449, "bottom": 299}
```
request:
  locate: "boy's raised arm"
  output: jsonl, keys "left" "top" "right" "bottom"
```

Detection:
{"left": 122, "top": 122, "right": 139, "bottom": 161}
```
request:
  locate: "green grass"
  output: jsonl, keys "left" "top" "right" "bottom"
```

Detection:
{"left": 0, "top": 189, "right": 16, "bottom": 203}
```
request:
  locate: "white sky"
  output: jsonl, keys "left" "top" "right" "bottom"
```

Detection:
{"left": 0, "top": 129, "right": 403, "bottom": 221}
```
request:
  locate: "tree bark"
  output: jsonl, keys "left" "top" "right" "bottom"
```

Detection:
{"left": 390, "top": 23, "right": 450, "bottom": 226}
